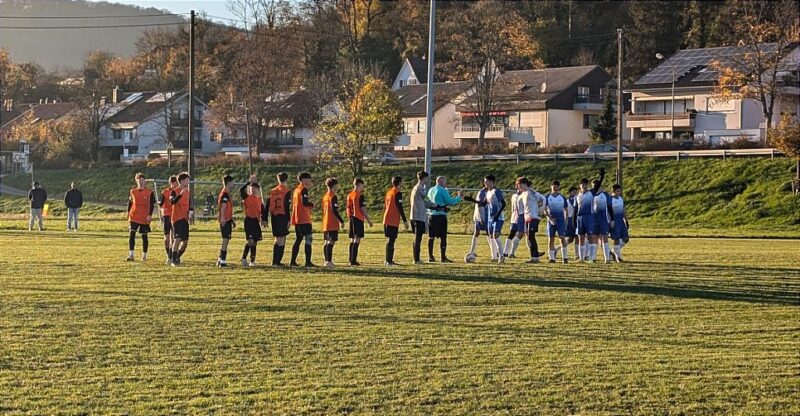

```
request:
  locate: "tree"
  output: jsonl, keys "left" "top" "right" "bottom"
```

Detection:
{"left": 590, "top": 88, "right": 617, "bottom": 143}
{"left": 314, "top": 76, "right": 402, "bottom": 175}
{"left": 624, "top": 1, "right": 688, "bottom": 82}
{"left": 709, "top": 0, "right": 800, "bottom": 146}
{"left": 768, "top": 113, "right": 800, "bottom": 194}
{"left": 438, "top": 1, "right": 542, "bottom": 148}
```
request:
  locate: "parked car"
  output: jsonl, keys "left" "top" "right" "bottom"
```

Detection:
{"left": 584, "top": 144, "right": 630, "bottom": 153}
{"left": 363, "top": 151, "right": 398, "bottom": 165}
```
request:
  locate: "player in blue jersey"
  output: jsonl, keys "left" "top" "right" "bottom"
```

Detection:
{"left": 564, "top": 186, "right": 579, "bottom": 259}
{"left": 576, "top": 167, "right": 605, "bottom": 262}
{"left": 502, "top": 185, "right": 524, "bottom": 259}
{"left": 592, "top": 183, "right": 613, "bottom": 263}
{"left": 483, "top": 175, "right": 506, "bottom": 262}
{"left": 609, "top": 184, "right": 629, "bottom": 262}
{"left": 544, "top": 180, "right": 569, "bottom": 264}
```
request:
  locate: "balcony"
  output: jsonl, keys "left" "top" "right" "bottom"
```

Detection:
{"left": 171, "top": 139, "right": 203, "bottom": 150}
{"left": 574, "top": 95, "right": 605, "bottom": 110}
{"left": 265, "top": 137, "right": 304, "bottom": 151}
{"left": 626, "top": 110, "right": 697, "bottom": 129}
{"left": 170, "top": 116, "right": 203, "bottom": 128}
{"left": 454, "top": 124, "right": 534, "bottom": 143}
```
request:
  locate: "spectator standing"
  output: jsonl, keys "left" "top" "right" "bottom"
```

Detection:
{"left": 64, "top": 182, "right": 83, "bottom": 231}
{"left": 28, "top": 181, "right": 47, "bottom": 231}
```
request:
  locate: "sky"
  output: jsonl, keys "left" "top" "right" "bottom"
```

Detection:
{"left": 88, "top": 0, "right": 239, "bottom": 25}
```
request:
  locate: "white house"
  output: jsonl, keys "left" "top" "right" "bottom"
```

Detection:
{"left": 99, "top": 90, "right": 219, "bottom": 160}
{"left": 627, "top": 44, "right": 800, "bottom": 144}
{"left": 392, "top": 57, "right": 433, "bottom": 91}
{"left": 454, "top": 65, "right": 626, "bottom": 148}
{"left": 394, "top": 81, "right": 470, "bottom": 150}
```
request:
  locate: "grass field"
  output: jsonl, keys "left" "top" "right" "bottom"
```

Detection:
{"left": 0, "top": 219, "right": 798, "bottom": 414}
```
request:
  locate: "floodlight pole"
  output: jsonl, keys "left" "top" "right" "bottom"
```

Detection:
{"left": 616, "top": 28, "right": 623, "bottom": 187}
{"left": 188, "top": 10, "right": 196, "bottom": 185}
{"left": 423, "top": 0, "right": 436, "bottom": 175}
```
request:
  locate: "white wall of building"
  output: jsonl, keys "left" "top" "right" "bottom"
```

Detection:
{"left": 396, "top": 103, "right": 460, "bottom": 150}
{"left": 391, "top": 60, "right": 420, "bottom": 91}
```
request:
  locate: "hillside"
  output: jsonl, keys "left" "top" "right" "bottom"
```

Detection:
{"left": 2, "top": 158, "right": 798, "bottom": 233}
{"left": 0, "top": 0, "right": 185, "bottom": 71}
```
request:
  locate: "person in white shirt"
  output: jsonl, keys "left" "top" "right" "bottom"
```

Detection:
{"left": 518, "top": 176, "right": 546, "bottom": 263}
{"left": 502, "top": 186, "right": 524, "bottom": 259}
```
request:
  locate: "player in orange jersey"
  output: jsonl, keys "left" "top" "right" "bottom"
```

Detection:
{"left": 382, "top": 176, "right": 409, "bottom": 266}
{"left": 321, "top": 178, "right": 346, "bottom": 267}
{"left": 290, "top": 172, "right": 315, "bottom": 267}
{"left": 126, "top": 172, "right": 156, "bottom": 262}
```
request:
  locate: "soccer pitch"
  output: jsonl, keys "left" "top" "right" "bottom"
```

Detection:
{"left": 0, "top": 222, "right": 798, "bottom": 414}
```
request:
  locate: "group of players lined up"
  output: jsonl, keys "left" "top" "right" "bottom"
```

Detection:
{"left": 124, "top": 166, "right": 629, "bottom": 267}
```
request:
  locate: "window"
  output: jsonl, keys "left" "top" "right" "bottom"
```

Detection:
{"left": 578, "top": 86, "right": 591, "bottom": 97}
{"left": 211, "top": 132, "right": 223, "bottom": 142}
{"left": 399, "top": 80, "right": 406, "bottom": 88}
{"left": 417, "top": 120, "right": 426, "bottom": 134}
{"left": 113, "top": 129, "right": 134, "bottom": 143}
{"left": 278, "top": 128, "right": 293, "bottom": 140}
{"left": 582, "top": 114, "right": 599, "bottom": 129}
{"left": 403, "top": 120, "right": 415, "bottom": 134}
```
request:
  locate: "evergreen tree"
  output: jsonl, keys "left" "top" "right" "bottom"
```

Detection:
{"left": 590, "top": 88, "right": 617, "bottom": 143}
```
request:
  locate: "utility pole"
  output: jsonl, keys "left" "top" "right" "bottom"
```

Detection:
{"left": 188, "top": 10, "right": 195, "bottom": 184}
{"left": 423, "top": 0, "right": 436, "bottom": 175}
{"left": 616, "top": 28, "right": 624, "bottom": 188}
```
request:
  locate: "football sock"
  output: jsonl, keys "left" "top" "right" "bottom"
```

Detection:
{"left": 304, "top": 243, "right": 313, "bottom": 265}
{"left": 590, "top": 244, "right": 597, "bottom": 260}
{"left": 511, "top": 237, "right": 521, "bottom": 255}
{"left": 242, "top": 244, "right": 250, "bottom": 259}
{"left": 165, "top": 244, "right": 170, "bottom": 256}
{"left": 250, "top": 245, "right": 257, "bottom": 262}
{"left": 561, "top": 246, "right": 568, "bottom": 260}
{"left": 129, "top": 231, "right": 136, "bottom": 251}
{"left": 549, "top": 249, "right": 556, "bottom": 261}
{"left": 494, "top": 238, "right": 502, "bottom": 258}
{"left": 129, "top": 250, "right": 134, "bottom": 257}
{"left": 614, "top": 244, "right": 622, "bottom": 259}
{"left": 503, "top": 239, "right": 513, "bottom": 256}
{"left": 291, "top": 238, "right": 301, "bottom": 264}
{"left": 469, "top": 235, "right": 478, "bottom": 255}
{"left": 602, "top": 242, "right": 611, "bottom": 261}
{"left": 351, "top": 243, "right": 359, "bottom": 264}
{"left": 575, "top": 243, "right": 580, "bottom": 259}
{"left": 141, "top": 234, "right": 149, "bottom": 253}
{"left": 348, "top": 243, "right": 354, "bottom": 263}
{"left": 428, "top": 239, "right": 435, "bottom": 259}
{"left": 440, "top": 235, "right": 447, "bottom": 260}
{"left": 219, "top": 250, "right": 227, "bottom": 261}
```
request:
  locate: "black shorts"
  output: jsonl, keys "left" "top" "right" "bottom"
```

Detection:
{"left": 162, "top": 216, "right": 172, "bottom": 235}
{"left": 349, "top": 218, "right": 365, "bottom": 239}
{"left": 129, "top": 222, "right": 151, "bottom": 234}
{"left": 271, "top": 214, "right": 289, "bottom": 237}
{"left": 527, "top": 218, "right": 540, "bottom": 234}
{"left": 244, "top": 217, "right": 262, "bottom": 242}
{"left": 384, "top": 225, "right": 399, "bottom": 238}
{"left": 220, "top": 220, "right": 233, "bottom": 239}
{"left": 428, "top": 215, "right": 448, "bottom": 238}
{"left": 324, "top": 230, "right": 339, "bottom": 242}
{"left": 172, "top": 219, "right": 189, "bottom": 240}
{"left": 295, "top": 223, "right": 312, "bottom": 236}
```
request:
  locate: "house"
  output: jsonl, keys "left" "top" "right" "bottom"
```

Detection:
{"left": 393, "top": 81, "right": 470, "bottom": 150}
{"left": 626, "top": 44, "right": 800, "bottom": 144}
{"left": 99, "top": 90, "right": 219, "bottom": 160}
{"left": 454, "top": 65, "right": 622, "bottom": 148}
{"left": 0, "top": 101, "right": 77, "bottom": 143}
{"left": 220, "top": 90, "right": 320, "bottom": 156}
{"left": 392, "top": 57, "right": 437, "bottom": 91}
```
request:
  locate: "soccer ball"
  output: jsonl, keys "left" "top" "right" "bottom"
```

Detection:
{"left": 464, "top": 253, "right": 477, "bottom": 263}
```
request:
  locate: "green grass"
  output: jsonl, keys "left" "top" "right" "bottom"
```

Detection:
{"left": 4, "top": 158, "right": 799, "bottom": 231}
{"left": 0, "top": 220, "right": 798, "bottom": 414}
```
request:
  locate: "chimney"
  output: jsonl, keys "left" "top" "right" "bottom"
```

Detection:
{"left": 112, "top": 86, "right": 122, "bottom": 103}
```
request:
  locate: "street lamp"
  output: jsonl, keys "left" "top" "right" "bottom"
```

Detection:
{"left": 656, "top": 53, "right": 676, "bottom": 140}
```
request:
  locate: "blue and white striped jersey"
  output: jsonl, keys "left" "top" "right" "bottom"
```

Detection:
{"left": 593, "top": 191, "right": 612, "bottom": 223}
{"left": 611, "top": 195, "right": 625, "bottom": 217}
{"left": 545, "top": 192, "right": 567, "bottom": 218}
{"left": 472, "top": 188, "right": 488, "bottom": 222}
{"left": 486, "top": 187, "right": 505, "bottom": 221}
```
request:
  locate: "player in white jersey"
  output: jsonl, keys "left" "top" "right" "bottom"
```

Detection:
{"left": 464, "top": 185, "right": 488, "bottom": 258}
{"left": 483, "top": 175, "right": 506, "bottom": 262}
{"left": 593, "top": 184, "right": 613, "bottom": 263}
{"left": 544, "top": 180, "right": 569, "bottom": 264}
{"left": 502, "top": 185, "right": 524, "bottom": 258}
{"left": 609, "top": 184, "right": 629, "bottom": 262}
{"left": 518, "top": 177, "right": 546, "bottom": 263}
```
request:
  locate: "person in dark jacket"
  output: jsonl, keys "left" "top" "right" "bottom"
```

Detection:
{"left": 28, "top": 181, "right": 47, "bottom": 231}
{"left": 64, "top": 182, "right": 84, "bottom": 231}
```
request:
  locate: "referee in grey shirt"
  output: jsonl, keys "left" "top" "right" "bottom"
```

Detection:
{"left": 409, "top": 171, "right": 438, "bottom": 264}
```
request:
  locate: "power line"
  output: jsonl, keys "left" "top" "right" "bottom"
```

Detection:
{"left": 0, "top": 22, "right": 187, "bottom": 30}
{"left": 0, "top": 13, "right": 188, "bottom": 19}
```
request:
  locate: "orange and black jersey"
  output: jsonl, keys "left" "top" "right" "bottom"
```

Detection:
{"left": 239, "top": 183, "right": 268, "bottom": 221}
{"left": 322, "top": 191, "right": 345, "bottom": 232}
{"left": 128, "top": 187, "right": 156, "bottom": 225}
{"left": 291, "top": 184, "right": 313, "bottom": 225}
{"left": 158, "top": 187, "right": 173, "bottom": 217}
{"left": 170, "top": 188, "right": 192, "bottom": 223}
{"left": 218, "top": 188, "right": 233, "bottom": 221}
{"left": 383, "top": 187, "right": 407, "bottom": 227}
{"left": 346, "top": 190, "right": 366, "bottom": 221}
{"left": 266, "top": 183, "right": 291, "bottom": 217}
